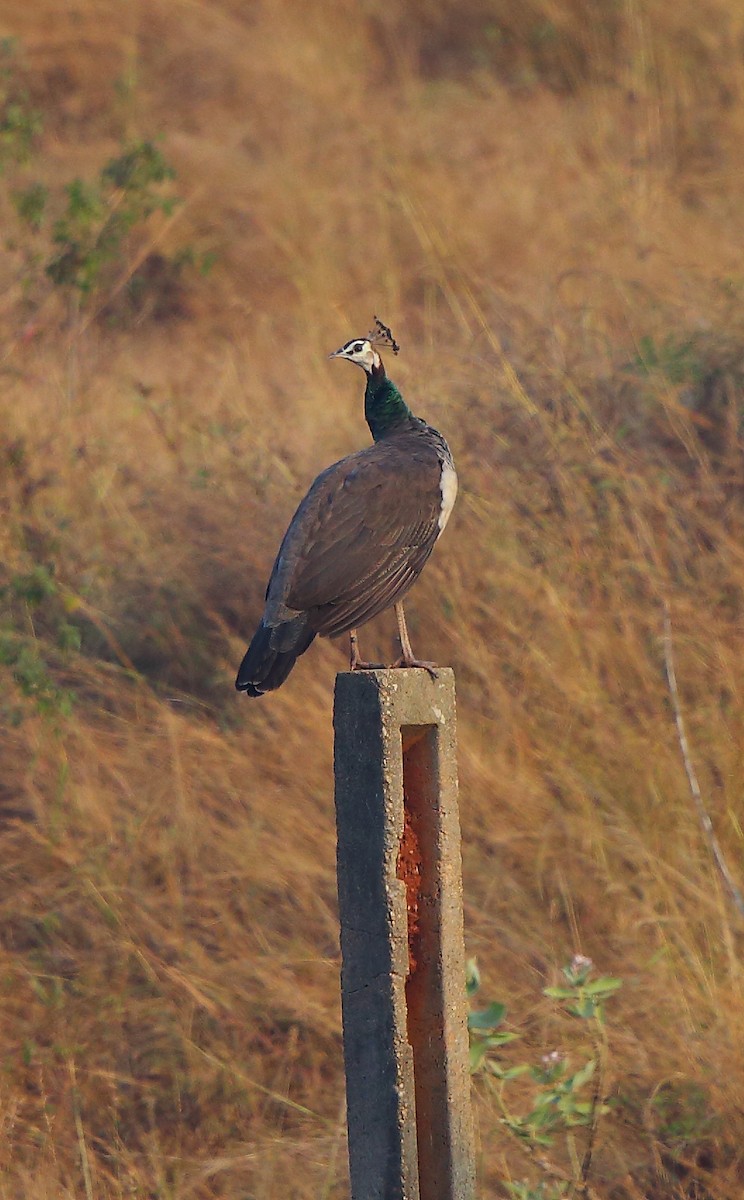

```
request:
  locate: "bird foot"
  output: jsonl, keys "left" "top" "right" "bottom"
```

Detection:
{"left": 390, "top": 655, "right": 439, "bottom": 680}
{"left": 349, "top": 630, "right": 385, "bottom": 671}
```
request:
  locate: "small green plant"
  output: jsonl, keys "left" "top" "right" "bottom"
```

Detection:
{"left": 10, "top": 139, "right": 180, "bottom": 309}
{"left": 543, "top": 954, "right": 622, "bottom": 1021}
{"left": 467, "top": 957, "right": 519, "bottom": 1072}
{"left": 1, "top": 41, "right": 213, "bottom": 325}
{"left": 11, "top": 137, "right": 215, "bottom": 323}
{"left": 42, "top": 141, "right": 177, "bottom": 298}
{"left": 650, "top": 1080, "right": 716, "bottom": 1150}
{"left": 0, "top": 564, "right": 77, "bottom": 721}
{"left": 468, "top": 955, "right": 622, "bottom": 1196}
{"left": 629, "top": 333, "right": 705, "bottom": 387}
{"left": 0, "top": 39, "right": 41, "bottom": 172}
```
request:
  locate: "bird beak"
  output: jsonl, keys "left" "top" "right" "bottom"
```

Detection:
{"left": 328, "top": 347, "right": 344, "bottom": 359}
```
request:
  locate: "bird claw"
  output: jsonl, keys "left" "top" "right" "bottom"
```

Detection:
{"left": 349, "top": 630, "right": 384, "bottom": 671}
{"left": 390, "top": 656, "right": 439, "bottom": 680}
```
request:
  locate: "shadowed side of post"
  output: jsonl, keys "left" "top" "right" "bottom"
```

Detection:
{"left": 333, "top": 668, "right": 475, "bottom": 1200}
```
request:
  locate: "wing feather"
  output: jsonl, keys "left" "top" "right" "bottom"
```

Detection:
{"left": 265, "top": 434, "right": 444, "bottom": 635}
{"left": 313, "top": 559, "right": 423, "bottom": 638}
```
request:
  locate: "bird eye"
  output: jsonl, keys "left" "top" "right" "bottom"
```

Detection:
{"left": 353, "top": 342, "right": 365, "bottom": 353}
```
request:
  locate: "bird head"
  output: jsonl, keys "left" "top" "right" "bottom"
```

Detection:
{"left": 329, "top": 336, "right": 379, "bottom": 373}
{"left": 329, "top": 316, "right": 399, "bottom": 375}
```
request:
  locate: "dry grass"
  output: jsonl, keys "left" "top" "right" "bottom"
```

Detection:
{"left": 1, "top": 0, "right": 744, "bottom": 1196}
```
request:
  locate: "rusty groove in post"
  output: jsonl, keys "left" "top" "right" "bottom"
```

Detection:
{"left": 401, "top": 723, "right": 446, "bottom": 1199}
{"left": 397, "top": 726, "right": 435, "bottom": 978}
{"left": 396, "top": 797, "right": 422, "bottom": 977}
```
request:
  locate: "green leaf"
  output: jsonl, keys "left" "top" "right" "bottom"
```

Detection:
{"left": 12, "top": 181, "right": 47, "bottom": 230}
{"left": 567, "top": 998, "right": 597, "bottom": 1019}
{"left": 469, "top": 1042, "right": 488, "bottom": 1073}
{"left": 484, "top": 1030, "right": 519, "bottom": 1047}
{"left": 584, "top": 976, "right": 622, "bottom": 996}
{"left": 529, "top": 1106, "right": 560, "bottom": 1129}
{"left": 57, "top": 622, "right": 81, "bottom": 652}
{"left": 102, "top": 140, "right": 176, "bottom": 191}
{"left": 11, "top": 564, "right": 57, "bottom": 604}
{"left": 570, "top": 1059, "right": 596, "bottom": 1089}
{"left": 468, "top": 1001, "right": 507, "bottom": 1031}
{"left": 465, "top": 958, "right": 480, "bottom": 996}
{"left": 492, "top": 1063, "right": 530, "bottom": 1081}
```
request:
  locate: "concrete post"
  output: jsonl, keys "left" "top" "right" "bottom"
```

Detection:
{"left": 333, "top": 668, "right": 475, "bottom": 1200}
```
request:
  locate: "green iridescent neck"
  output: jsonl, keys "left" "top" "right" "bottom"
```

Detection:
{"left": 364, "top": 363, "right": 412, "bottom": 440}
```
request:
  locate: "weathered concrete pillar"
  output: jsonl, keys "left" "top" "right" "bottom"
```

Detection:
{"left": 333, "top": 668, "right": 475, "bottom": 1200}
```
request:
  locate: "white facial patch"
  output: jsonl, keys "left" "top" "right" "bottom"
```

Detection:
{"left": 353, "top": 341, "right": 377, "bottom": 372}
{"left": 332, "top": 338, "right": 383, "bottom": 373}
{"left": 438, "top": 460, "right": 458, "bottom": 532}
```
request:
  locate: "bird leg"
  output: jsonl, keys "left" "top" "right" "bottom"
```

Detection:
{"left": 391, "top": 602, "right": 438, "bottom": 678}
{"left": 349, "top": 629, "right": 384, "bottom": 671}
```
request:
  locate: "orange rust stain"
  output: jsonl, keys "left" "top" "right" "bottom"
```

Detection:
{"left": 397, "top": 805, "right": 422, "bottom": 976}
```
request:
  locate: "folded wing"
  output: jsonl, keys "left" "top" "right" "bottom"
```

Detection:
{"left": 266, "top": 436, "right": 443, "bottom": 639}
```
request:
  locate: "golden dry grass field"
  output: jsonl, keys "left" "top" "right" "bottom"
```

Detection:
{"left": 1, "top": 1, "right": 744, "bottom": 1196}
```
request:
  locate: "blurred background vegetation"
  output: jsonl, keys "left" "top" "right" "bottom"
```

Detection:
{"left": 1, "top": 1, "right": 744, "bottom": 1196}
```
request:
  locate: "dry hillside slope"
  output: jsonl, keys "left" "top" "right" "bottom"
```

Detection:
{"left": 1, "top": 1, "right": 744, "bottom": 1197}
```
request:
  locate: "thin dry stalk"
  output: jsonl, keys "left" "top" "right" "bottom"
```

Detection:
{"left": 573, "top": 1050, "right": 604, "bottom": 1198}
{"left": 68, "top": 1061, "right": 94, "bottom": 1200}
{"left": 662, "top": 606, "right": 744, "bottom": 921}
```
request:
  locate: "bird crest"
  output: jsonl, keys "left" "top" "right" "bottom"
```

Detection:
{"left": 368, "top": 316, "right": 400, "bottom": 356}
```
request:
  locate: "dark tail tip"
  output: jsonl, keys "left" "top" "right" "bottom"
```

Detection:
{"left": 235, "top": 617, "right": 315, "bottom": 697}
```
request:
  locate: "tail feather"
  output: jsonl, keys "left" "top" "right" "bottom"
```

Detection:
{"left": 235, "top": 616, "right": 315, "bottom": 697}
